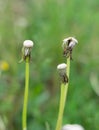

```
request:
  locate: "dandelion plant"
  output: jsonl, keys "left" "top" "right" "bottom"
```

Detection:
{"left": 21, "top": 40, "right": 34, "bottom": 130}
{"left": 55, "top": 37, "right": 78, "bottom": 130}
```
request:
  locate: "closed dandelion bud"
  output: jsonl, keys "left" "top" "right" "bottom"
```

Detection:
{"left": 62, "top": 124, "right": 84, "bottom": 130}
{"left": 62, "top": 37, "right": 78, "bottom": 60}
{"left": 57, "top": 63, "right": 67, "bottom": 76}
{"left": 23, "top": 40, "right": 34, "bottom": 61}
{"left": 57, "top": 63, "right": 68, "bottom": 84}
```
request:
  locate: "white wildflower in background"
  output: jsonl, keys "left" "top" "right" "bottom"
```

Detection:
{"left": 62, "top": 124, "right": 84, "bottom": 130}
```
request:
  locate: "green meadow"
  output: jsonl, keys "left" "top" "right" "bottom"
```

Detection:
{"left": 0, "top": 0, "right": 99, "bottom": 130}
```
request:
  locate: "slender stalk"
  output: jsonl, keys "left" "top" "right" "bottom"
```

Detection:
{"left": 22, "top": 58, "right": 29, "bottom": 130}
{"left": 55, "top": 57, "right": 70, "bottom": 130}
{"left": 45, "top": 122, "right": 50, "bottom": 130}
{"left": 67, "top": 57, "right": 70, "bottom": 78}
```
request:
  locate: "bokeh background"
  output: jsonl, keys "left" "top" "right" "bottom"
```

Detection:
{"left": 0, "top": 0, "right": 99, "bottom": 130}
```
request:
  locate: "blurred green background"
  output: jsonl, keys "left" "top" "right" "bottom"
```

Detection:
{"left": 0, "top": 0, "right": 99, "bottom": 130}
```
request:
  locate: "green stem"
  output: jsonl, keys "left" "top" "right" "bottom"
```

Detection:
{"left": 22, "top": 58, "right": 29, "bottom": 130}
{"left": 55, "top": 57, "right": 70, "bottom": 130}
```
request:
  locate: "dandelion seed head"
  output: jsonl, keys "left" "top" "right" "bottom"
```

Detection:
{"left": 23, "top": 40, "right": 34, "bottom": 48}
{"left": 62, "top": 37, "right": 78, "bottom": 49}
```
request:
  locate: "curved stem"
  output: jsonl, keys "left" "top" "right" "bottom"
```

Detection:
{"left": 55, "top": 57, "right": 70, "bottom": 130}
{"left": 22, "top": 58, "right": 29, "bottom": 130}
